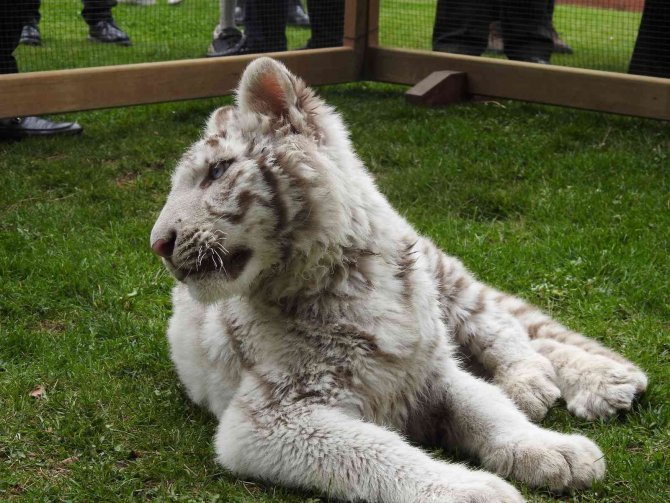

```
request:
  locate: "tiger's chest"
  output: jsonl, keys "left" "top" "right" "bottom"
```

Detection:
{"left": 222, "top": 306, "right": 449, "bottom": 428}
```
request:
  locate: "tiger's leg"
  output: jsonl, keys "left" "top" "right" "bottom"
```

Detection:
{"left": 167, "top": 285, "right": 242, "bottom": 418}
{"left": 429, "top": 239, "right": 647, "bottom": 421}
{"left": 215, "top": 375, "right": 524, "bottom": 503}
{"left": 426, "top": 243, "right": 561, "bottom": 420}
{"left": 492, "top": 292, "right": 648, "bottom": 420}
{"left": 431, "top": 362, "right": 605, "bottom": 491}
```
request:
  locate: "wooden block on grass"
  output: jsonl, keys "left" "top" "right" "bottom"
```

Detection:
{"left": 405, "top": 71, "right": 469, "bottom": 107}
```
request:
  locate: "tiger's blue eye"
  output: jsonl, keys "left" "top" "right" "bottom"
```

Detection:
{"left": 209, "top": 160, "right": 230, "bottom": 180}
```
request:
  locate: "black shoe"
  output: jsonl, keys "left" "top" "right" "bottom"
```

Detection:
{"left": 513, "top": 56, "right": 550, "bottom": 65}
{"left": 287, "top": 0, "right": 310, "bottom": 27}
{"left": 433, "top": 43, "right": 482, "bottom": 57}
{"left": 0, "top": 117, "right": 83, "bottom": 140}
{"left": 20, "top": 21, "right": 41, "bottom": 46}
{"left": 206, "top": 27, "right": 244, "bottom": 57}
{"left": 551, "top": 26, "right": 573, "bottom": 54}
{"left": 88, "top": 20, "right": 132, "bottom": 46}
{"left": 209, "top": 37, "right": 284, "bottom": 57}
{"left": 302, "top": 38, "right": 341, "bottom": 50}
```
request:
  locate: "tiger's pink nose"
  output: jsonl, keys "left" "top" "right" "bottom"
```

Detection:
{"left": 151, "top": 235, "right": 176, "bottom": 258}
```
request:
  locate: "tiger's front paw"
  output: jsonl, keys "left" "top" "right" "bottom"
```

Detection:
{"left": 563, "top": 360, "right": 647, "bottom": 420}
{"left": 483, "top": 429, "right": 605, "bottom": 491}
{"left": 531, "top": 339, "right": 647, "bottom": 420}
{"left": 495, "top": 356, "right": 561, "bottom": 422}
{"left": 421, "top": 467, "right": 525, "bottom": 503}
{"left": 450, "top": 475, "right": 525, "bottom": 503}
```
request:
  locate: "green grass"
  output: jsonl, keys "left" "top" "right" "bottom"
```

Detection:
{"left": 2, "top": 0, "right": 669, "bottom": 501}
{"left": 15, "top": 0, "right": 313, "bottom": 72}
{"left": 15, "top": 1, "right": 642, "bottom": 73}
{"left": 1, "top": 84, "right": 669, "bottom": 502}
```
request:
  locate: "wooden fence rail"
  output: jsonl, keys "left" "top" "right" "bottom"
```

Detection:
{"left": 0, "top": 0, "right": 668, "bottom": 120}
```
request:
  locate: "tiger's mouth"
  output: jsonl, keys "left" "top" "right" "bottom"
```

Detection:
{"left": 169, "top": 247, "right": 253, "bottom": 282}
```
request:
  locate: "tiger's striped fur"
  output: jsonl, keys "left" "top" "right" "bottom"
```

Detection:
{"left": 150, "top": 58, "right": 646, "bottom": 502}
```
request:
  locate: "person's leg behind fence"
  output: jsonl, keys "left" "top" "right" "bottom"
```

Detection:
{"left": 0, "top": 0, "right": 82, "bottom": 138}
{"left": 629, "top": 0, "right": 670, "bottom": 78}
{"left": 207, "top": 0, "right": 245, "bottom": 57}
{"left": 305, "top": 0, "right": 343, "bottom": 49}
{"left": 500, "top": 0, "right": 553, "bottom": 63}
{"left": 82, "top": 0, "right": 131, "bottom": 45}
{"left": 243, "top": 0, "right": 288, "bottom": 53}
{"left": 433, "top": 0, "right": 495, "bottom": 56}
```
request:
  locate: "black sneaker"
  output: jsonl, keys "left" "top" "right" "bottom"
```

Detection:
{"left": 206, "top": 27, "right": 245, "bottom": 57}
{"left": 88, "top": 20, "right": 132, "bottom": 46}
{"left": 433, "top": 43, "right": 482, "bottom": 57}
{"left": 551, "top": 26, "right": 573, "bottom": 54}
{"left": 302, "top": 37, "right": 341, "bottom": 50}
{"left": 512, "top": 56, "right": 550, "bottom": 65}
{"left": 0, "top": 117, "right": 83, "bottom": 140}
{"left": 288, "top": 0, "right": 310, "bottom": 27}
{"left": 20, "top": 21, "right": 41, "bottom": 46}
{"left": 209, "top": 36, "right": 284, "bottom": 57}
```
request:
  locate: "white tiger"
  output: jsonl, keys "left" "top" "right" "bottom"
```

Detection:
{"left": 150, "top": 57, "right": 647, "bottom": 502}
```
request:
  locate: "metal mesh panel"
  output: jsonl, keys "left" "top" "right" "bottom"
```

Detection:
{"left": 1, "top": 1, "right": 345, "bottom": 74}
{"left": 380, "top": 0, "right": 669, "bottom": 78}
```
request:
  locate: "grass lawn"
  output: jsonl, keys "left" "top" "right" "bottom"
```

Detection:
{"left": 2, "top": 1, "right": 669, "bottom": 502}
{"left": 1, "top": 84, "right": 669, "bottom": 502}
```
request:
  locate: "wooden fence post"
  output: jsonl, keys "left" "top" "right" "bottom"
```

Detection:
{"left": 343, "top": 0, "right": 379, "bottom": 79}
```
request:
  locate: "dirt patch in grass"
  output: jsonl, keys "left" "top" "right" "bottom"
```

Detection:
{"left": 115, "top": 172, "right": 138, "bottom": 187}
{"left": 35, "top": 320, "right": 67, "bottom": 334}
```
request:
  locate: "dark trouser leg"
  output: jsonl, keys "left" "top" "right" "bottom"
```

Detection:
{"left": 0, "top": 1, "right": 83, "bottom": 134}
{"left": 244, "top": 0, "right": 288, "bottom": 52}
{"left": 306, "top": 0, "right": 344, "bottom": 49}
{"left": 31, "top": 0, "right": 41, "bottom": 25}
{"left": 81, "top": 0, "right": 117, "bottom": 26}
{"left": 432, "top": 0, "right": 495, "bottom": 56}
{"left": 629, "top": 0, "right": 670, "bottom": 78}
{"left": 0, "top": 0, "right": 84, "bottom": 135}
{"left": 500, "top": 0, "right": 552, "bottom": 62}
{"left": 0, "top": 0, "right": 40, "bottom": 74}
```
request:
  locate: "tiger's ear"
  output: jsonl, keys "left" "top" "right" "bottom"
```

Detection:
{"left": 236, "top": 57, "right": 298, "bottom": 119}
{"left": 205, "top": 105, "right": 235, "bottom": 136}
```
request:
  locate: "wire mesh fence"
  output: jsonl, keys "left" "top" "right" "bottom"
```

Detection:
{"left": 2, "top": 0, "right": 344, "bottom": 74}
{"left": 1, "top": 1, "right": 668, "bottom": 78}
{"left": 381, "top": 0, "right": 667, "bottom": 77}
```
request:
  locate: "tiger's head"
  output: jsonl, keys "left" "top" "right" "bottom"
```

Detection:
{"left": 150, "top": 57, "right": 377, "bottom": 304}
